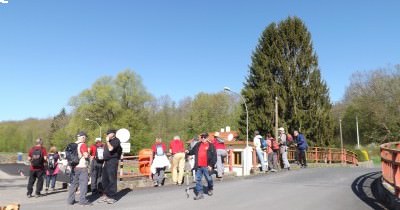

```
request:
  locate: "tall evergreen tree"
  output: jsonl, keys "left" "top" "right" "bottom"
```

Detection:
{"left": 241, "top": 16, "right": 333, "bottom": 146}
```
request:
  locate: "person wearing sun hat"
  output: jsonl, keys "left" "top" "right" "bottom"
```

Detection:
{"left": 211, "top": 132, "right": 227, "bottom": 178}
{"left": 278, "top": 127, "right": 290, "bottom": 170}
{"left": 89, "top": 137, "right": 104, "bottom": 195}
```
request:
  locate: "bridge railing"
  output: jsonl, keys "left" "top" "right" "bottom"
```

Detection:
{"left": 119, "top": 146, "right": 358, "bottom": 180}
{"left": 251, "top": 146, "right": 358, "bottom": 168}
{"left": 380, "top": 141, "right": 400, "bottom": 198}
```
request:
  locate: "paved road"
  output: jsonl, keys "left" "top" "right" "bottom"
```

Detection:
{"left": 0, "top": 166, "right": 389, "bottom": 210}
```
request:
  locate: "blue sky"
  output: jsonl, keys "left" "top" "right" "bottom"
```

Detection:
{"left": 0, "top": 1, "right": 399, "bottom": 121}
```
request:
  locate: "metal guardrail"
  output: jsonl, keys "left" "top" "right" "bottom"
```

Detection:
{"left": 380, "top": 141, "right": 400, "bottom": 198}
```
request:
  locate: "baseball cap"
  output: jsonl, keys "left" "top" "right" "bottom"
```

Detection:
{"left": 77, "top": 131, "right": 87, "bottom": 137}
{"left": 106, "top": 129, "right": 117, "bottom": 135}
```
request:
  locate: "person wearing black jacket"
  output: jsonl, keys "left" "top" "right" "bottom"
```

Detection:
{"left": 186, "top": 132, "right": 217, "bottom": 200}
{"left": 97, "top": 129, "right": 122, "bottom": 204}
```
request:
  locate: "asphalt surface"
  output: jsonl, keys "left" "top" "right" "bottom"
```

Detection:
{"left": 0, "top": 165, "right": 390, "bottom": 210}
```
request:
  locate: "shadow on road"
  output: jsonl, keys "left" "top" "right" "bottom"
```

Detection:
{"left": 351, "top": 171, "right": 389, "bottom": 210}
{"left": 88, "top": 188, "right": 132, "bottom": 203}
{"left": 115, "top": 188, "right": 132, "bottom": 201}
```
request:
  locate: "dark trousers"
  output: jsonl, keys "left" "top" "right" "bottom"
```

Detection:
{"left": 91, "top": 160, "right": 103, "bottom": 192}
{"left": 298, "top": 149, "right": 307, "bottom": 167}
{"left": 27, "top": 170, "right": 44, "bottom": 195}
{"left": 102, "top": 158, "right": 119, "bottom": 198}
{"left": 153, "top": 167, "right": 165, "bottom": 185}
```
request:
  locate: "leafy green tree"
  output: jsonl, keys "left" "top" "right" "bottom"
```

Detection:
{"left": 68, "top": 69, "right": 154, "bottom": 154}
{"left": 241, "top": 16, "right": 333, "bottom": 146}
{"left": 340, "top": 66, "right": 400, "bottom": 144}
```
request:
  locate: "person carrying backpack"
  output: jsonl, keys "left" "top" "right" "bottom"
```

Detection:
{"left": 150, "top": 137, "right": 170, "bottom": 187}
{"left": 211, "top": 132, "right": 227, "bottom": 179}
{"left": 45, "top": 146, "right": 60, "bottom": 193}
{"left": 27, "top": 138, "right": 48, "bottom": 198}
{"left": 266, "top": 133, "right": 278, "bottom": 172}
{"left": 253, "top": 130, "right": 267, "bottom": 172}
{"left": 67, "top": 131, "right": 92, "bottom": 206}
{"left": 278, "top": 127, "right": 290, "bottom": 170}
{"left": 187, "top": 136, "right": 199, "bottom": 182}
{"left": 89, "top": 137, "right": 104, "bottom": 194}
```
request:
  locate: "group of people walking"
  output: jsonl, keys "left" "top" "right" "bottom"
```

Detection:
{"left": 26, "top": 127, "right": 308, "bottom": 204}
{"left": 150, "top": 132, "right": 225, "bottom": 200}
{"left": 26, "top": 129, "right": 122, "bottom": 206}
{"left": 254, "top": 127, "right": 309, "bottom": 173}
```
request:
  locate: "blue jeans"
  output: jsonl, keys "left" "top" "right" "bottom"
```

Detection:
{"left": 46, "top": 174, "right": 57, "bottom": 189}
{"left": 256, "top": 149, "right": 266, "bottom": 171}
{"left": 195, "top": 167, "right": 213, "bottom": 195}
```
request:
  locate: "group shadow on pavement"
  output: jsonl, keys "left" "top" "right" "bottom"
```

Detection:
{"left": 87, "top": 188, "right": 132, "bottom": 203}
{"left": 351, "top": 171, "right": 391, "bottom": 210}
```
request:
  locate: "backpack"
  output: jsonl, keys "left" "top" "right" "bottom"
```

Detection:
{"left": 216, "top": 137, "right": 225, "bottom": 143}
{"left": 271, "top": 138, "right": 279, "bottom": 151}
{"left": 156, "top": 144, "right": 164, "bottom": 156}
{"left": 286, "top": 134, "right": 294, "bottom": 146}
{"left": 31, "top": 147, "right": 44, "bottom": 167}
{"left": 95, "top": 146, "right": 104, "bottom": 161}
{"left": 260, "top": 138, "right": 267, "bottom": 150}
{"left": 65, "top": 143, "right": 79, "bottom": 167}
{"left": 47, "top": 153, "right": 56, "bottom": 170}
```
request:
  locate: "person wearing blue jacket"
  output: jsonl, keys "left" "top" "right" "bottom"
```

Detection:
{"left": 294, "top": 130, "right": 308, "bottom": 168}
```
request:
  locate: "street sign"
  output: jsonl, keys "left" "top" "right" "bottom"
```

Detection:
{"left": 117, "top": 128, "right": 130, "bottom": 143}
{"left": 121, "top": 142, "right": 131, "bottom": 153}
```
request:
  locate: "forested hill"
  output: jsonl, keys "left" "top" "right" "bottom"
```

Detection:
{"left": 0, "top": 118, "right": 52, "bottom": 152}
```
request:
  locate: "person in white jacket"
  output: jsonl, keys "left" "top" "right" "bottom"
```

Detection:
{"left": 150, "top": 138, "right": 171, "bottom": 187}
{"left": 253, "top": 130, "right": 266, "bottom": 172}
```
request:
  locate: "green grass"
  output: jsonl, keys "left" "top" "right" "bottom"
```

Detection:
{"left": 370, "top": 155, "right": 381, "bottom": 166}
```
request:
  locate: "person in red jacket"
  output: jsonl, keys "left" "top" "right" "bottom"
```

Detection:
{"left": 169, "top": 136, "right": 186, "bottom": 185}
{"left": 187, "top": 133, "right": 217, "bottom": 200}
{"left": 89, "top": 137, "right": 104, "bottom": 194}
{"left": 211, "top": 132, "right": 227, "bottom": 178}
{"left": 150, "top": 137, "right": 170, "bottom": 187}
{"left": 27, "top": 138, "right": 48, "bottom": 198}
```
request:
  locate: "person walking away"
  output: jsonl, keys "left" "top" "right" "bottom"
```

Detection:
{"left": 186, "top": 133, "right": 217, "bottom": 200}
{"left": 98, "top": 129, "right": 122, "bottom": 204}
{"left": 265, "top": 133, "right": 277, "bottom": 172}
{"left": 45, "top": 146, "right": 60, "bottom": 193}
{"left": 169, "top": 135, "right": 186, "bottom": 185}
{"left": 90, "top": 137, "right": 104, "bottom": 194}
{"left": 150, "top": 137, "right": 170, "bottom": 187}
{"left": 27, "top": 138, "right": 47, "bottom": 198}
{"left": 253, "top": 131, "right": 267, "bottom": 172}
{"left": 294, "top": 130, "right": 308, "bottom": 168}
{"left": 212, "top": 132, "right": 227, "bottom": 179}
{"left": 187, "top": 136, "right": 199, "bottom": 182}
{"left": 278, "top": 127, "right": 290, "bottom": 170}
{"left": 67, "top": 131, "right": 91, "bottom": 206}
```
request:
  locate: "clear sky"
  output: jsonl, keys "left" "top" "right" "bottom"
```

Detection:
{"left": 0, "top": 0, "right": 399, "bottom": 121}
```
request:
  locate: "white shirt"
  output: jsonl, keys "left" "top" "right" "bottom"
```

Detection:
{"left": 253, "top": 135, "right": 262, "bottom": 149}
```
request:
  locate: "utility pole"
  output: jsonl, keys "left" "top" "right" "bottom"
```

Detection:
{"left": 275, "top": 96, "right": 278, "bottom": 140}
{"left": 356, "top": 115, "right": 360, "bottom": 149}
{"left": 339, "top": 118, "right": 343, "bottom": 163}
